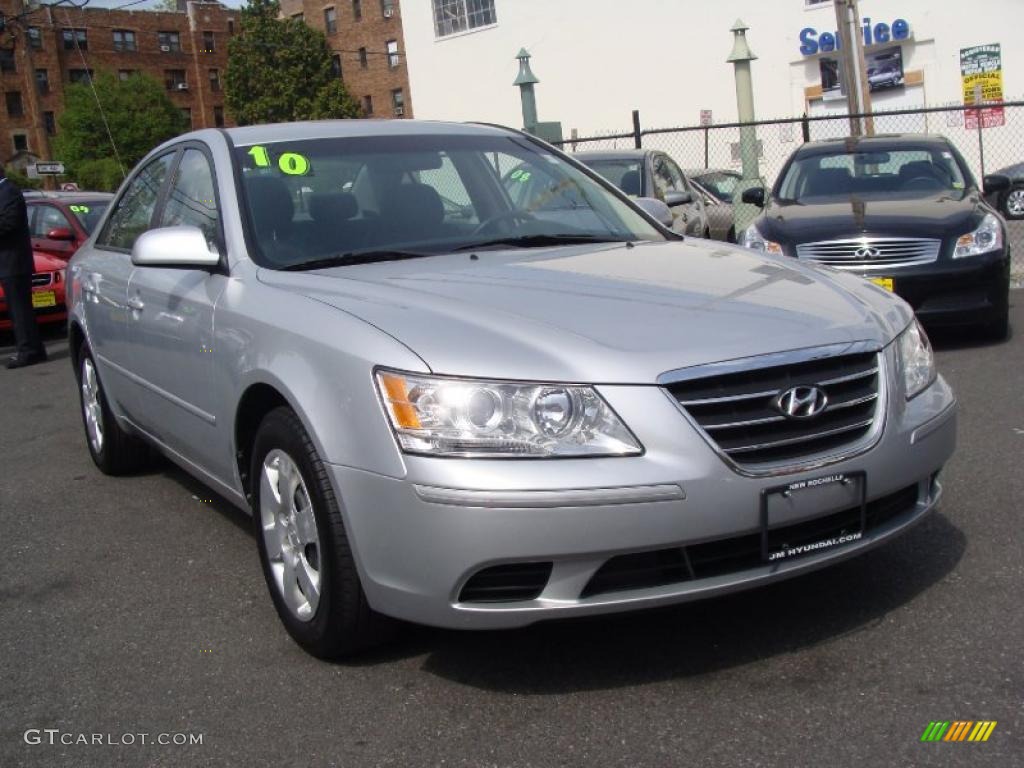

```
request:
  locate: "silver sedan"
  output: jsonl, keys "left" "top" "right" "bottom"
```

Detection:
{"left": 68, "top": 120, "right": 956, "bottom": 658}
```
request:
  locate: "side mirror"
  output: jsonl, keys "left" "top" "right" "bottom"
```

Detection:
{"left": 46, "top": 227, "right": 76, "bottom": 241}
{"left": 664, "top": 190, "right": 693, "bottom": 207}
{"left": 741, "top": 187, "right": 766, "bottom": 207}
{"left": 132, "top": 226, "right": 221, "bottom": 269}
{"left": 634, "top": 197, "right": 674, "bottom": 228}
{"left": 982, "top": 174, "right": 1011, "bottom": 194}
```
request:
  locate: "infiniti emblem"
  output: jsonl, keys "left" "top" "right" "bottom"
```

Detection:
{"left": 853, "top": 246, "right": 882, "bottom": 260}
{"left": 775, "top": 386, "right": 828, "bottom": 419}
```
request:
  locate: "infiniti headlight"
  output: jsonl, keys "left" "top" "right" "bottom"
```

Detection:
{"left": 953, "top": 213, "right": 1003, "bottom": 258}
{"left": 897, "top": 319, "right": 936, "bottom": 399}
{"left": 738, "top": 224, "right": 783, "bottom": 255}
{"left": 375, "top": 370, "right": 643, "bottom": 457}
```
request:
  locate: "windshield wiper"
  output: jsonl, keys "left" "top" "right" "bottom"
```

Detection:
{"left": 451, "top": 234, "right": 631, "bottom": 252}
{"left": 280, "top": 249, "right": 434, "bottom": 271}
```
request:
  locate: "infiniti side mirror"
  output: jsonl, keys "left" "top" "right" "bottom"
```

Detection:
{"left": 982, "top": 174, "right": 1011, "bottom": 195}
{"left": 741, "top": 187, "right": 766, "bottom": 207}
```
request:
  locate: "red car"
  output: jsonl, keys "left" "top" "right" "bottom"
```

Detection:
{"left": 25, "top": 192, "right": 114, "bottom": 261}
{"left": 0, "top": 251, "right": 67, "bottom": 331}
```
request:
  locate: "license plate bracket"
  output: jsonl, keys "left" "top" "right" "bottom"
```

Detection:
{"left": 760, "top": 471, "right": 867, "bottom": 563}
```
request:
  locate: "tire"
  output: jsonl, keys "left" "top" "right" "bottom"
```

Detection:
{"left": 1002, "top": 185, "right": 1024, "bottom": 220}
{"left": 251, "top": 406, "right": 393, "bottom": 658}
{"left": 77, "top": 342, "right": 149, "bottom": 475}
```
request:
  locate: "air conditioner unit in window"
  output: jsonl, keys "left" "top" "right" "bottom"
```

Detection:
{"left": 394, "top": 106, "right": 404, "bottom": 116}
{"left": 160, "top": 45, "right": 171, "bottom": 52}
{"left": 176, "top": 82, "right": 189, "bottom": 91}
{"left": 383, "top": 7, "right": 394, "bottom": 17}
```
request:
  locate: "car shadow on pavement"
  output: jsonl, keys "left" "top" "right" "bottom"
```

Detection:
{"left": 396, "top": 513, "right": 966, "bottom": 694}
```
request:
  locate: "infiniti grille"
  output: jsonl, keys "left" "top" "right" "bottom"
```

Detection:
{"left": 796, "top": 237, "right": 940, "bottom": 270}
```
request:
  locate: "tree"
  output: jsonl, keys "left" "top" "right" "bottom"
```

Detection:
{"left": 225, "top": 0, "right": 362, "bottom": 125}
{"left": 54, "top": 71, "right": 187, "bottom": 191}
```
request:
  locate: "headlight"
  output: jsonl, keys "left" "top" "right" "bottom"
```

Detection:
{"left": 376, "top": 370, "right": 643, "bottom": 457}
{"left": 953, "top": 213, "right": 1003, "bottom": 258}
{"left": 897, "top": 320, "right": 936, "bottom": 399}
{"left": 738, "top": 224, "right": 783, "bottom": 255}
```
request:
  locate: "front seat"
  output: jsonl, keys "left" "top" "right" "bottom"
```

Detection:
{"left": 245, "top": 176, "right": 303, "bottom": 265}
{"left": 379, "top": 183, "right": 447, "bottom": 245}
{"left": 619, "top": 170, "right": 642, "bottom": 197}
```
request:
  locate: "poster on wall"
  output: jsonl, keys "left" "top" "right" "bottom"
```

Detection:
{"left": 820, "top": 46, "right": 904, "bottom": 101}
{"left": 960, "top": 43, "right": 1004, "bottom": 129}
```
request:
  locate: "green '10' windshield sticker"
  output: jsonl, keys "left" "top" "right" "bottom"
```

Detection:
{"left": 247, "top": 145, "right": 312, "bottom": 176}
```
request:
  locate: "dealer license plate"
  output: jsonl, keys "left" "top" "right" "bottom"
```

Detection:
{"left": 32, "top": 290, "right": 57, "bottom": 309}
{"left": 869, "top": 277, "right": 894, "bottom": 291}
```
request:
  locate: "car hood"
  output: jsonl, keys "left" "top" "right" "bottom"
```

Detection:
{"left": 33, "top": 251, "right": 66, "bottom": 272}
{"left": 257, "top": 240, "right": 912, "bottom": 383}
{"left": 758, "top": 194, "right": 982, "bottom": 243}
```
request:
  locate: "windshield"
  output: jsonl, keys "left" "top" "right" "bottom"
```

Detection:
{"left": 579, "top": 159, "right": 644, "bottom": 197}
{"left": 776, "top": 147, "right": 969, "bottom": 203}
{"left": 68, "top": 200, "right": 110, "bottom": 234}
{"left": 234, "top": 133, "right": 665, "bottom": 269}
{"left": 691, "top": 172, "right": 740, "bottom": 202}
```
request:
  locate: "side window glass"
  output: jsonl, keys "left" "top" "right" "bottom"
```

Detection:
{"left": 161, "top": 148, "right": 220, "bottom": 244}
{"left": 31, "top": 205, "right": 72, "bottom": 237}
{"left": 662, "top": 157, "right": 688, "bottom": 194}
{"left": 651, "top": 157, "right": 673, "bottom": 199}
{"left": 99, "top": 153, "right": 175, "bottom": 250}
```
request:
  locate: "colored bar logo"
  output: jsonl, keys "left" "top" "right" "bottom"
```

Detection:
{"left": 921, "top": 721, "right": 997, "bottom": 742}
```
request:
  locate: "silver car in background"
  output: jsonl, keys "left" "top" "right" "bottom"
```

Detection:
{"left": 68, "top": 120, "right": 956, "bottom": 658}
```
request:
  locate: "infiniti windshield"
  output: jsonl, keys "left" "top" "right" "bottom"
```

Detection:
{"left": 775, "top": 147, "right": 970, "bottom": 204}
{"left": 234, "top": 133, "right": 666, "bottom": 269}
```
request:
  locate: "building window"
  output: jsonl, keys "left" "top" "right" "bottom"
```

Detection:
{"left": 209, "top": 68, "right": 220, "bottom": 92}
{"left": 202, "top": 30, "right": 215, "bottom": 53}
{"left": 330, "top": 54, "right": 342, "bottom": 78}
{"left": 386, "top": 39, "right": 399, "bottom": 68}
{"left": 28, "top": 27, "right": 43, "bottom": 49}
{"left": 214, "top": 106, "right": 224, "bottom": 127}
{"left": 35, "top": 69, "right": 50, "bottom": 94}
{"left": 69, "top": 69, "right": 94, "bottom": 84}
{"left": 433, "top": 0, "right": 496, "bottom": 38}
{"left": 6, "top": 91, "right": 24, "bottom": 118}
{"left": 44, "top": 111, "right": 56, "bottom": 136}
{"left": 228, "top": 19, "right": 235, "bottom": 35}
{"left": 180, "top": 107, "right": 192, "bottom": 129}
{"left": 380, "top": 0, "right": 396, "bottom": 18}
{"left": 118, "top": 69, "right": 137, "bottom": 80}
{"left": 112, "top": 29, "right": 137, "bottom": 51}
{"left": 363, "top": 94, "right": 373, "bottom": 115}
{"left": 13, "top": 134, "right": 28, "bottom": 152}
{"left": 63, "top": 28, "right": 88, "bottom": 51}
{"left": 352, "top": 0, "right": 362, "bottom": 19}
{"left": 291, "top": 12, "right": 304, "bottom": 22}
{"left": 391, "top": 87, "right": 404, "bottom": 116}
{"left": 324, "top": 7, "right": 337, "bottom": 34}
{"left": 358, "top": 47, "right": 368, "bottom": 68}
{"left": 158, "top": 31, "right": 181, "bottom": 52}
{"left": 165, "top": 69, "right": 187, "bottom": 90}
{"left": 0, "top": 48, "right": 14, "bottom": 74}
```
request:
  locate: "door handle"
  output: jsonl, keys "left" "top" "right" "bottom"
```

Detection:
{"left": 127, "top": 296, "right": 145, "bottom": 312}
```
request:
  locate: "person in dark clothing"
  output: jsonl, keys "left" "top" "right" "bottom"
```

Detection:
{"left": 0, "top": 166, "right": 47, "bottom": 369}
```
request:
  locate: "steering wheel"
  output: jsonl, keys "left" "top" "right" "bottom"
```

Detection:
{"left": 472, "top": 209, "right": 537, "bottom": 235}
{"left": 903, "top": 176, "right": 943, "bottom": 192}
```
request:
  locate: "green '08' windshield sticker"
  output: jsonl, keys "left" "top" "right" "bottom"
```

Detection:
{"left": 247, "top": 145, "right": 312, "bottom": 176}
{"left": 69, "top": 204, "right": 90, "bottom": 213}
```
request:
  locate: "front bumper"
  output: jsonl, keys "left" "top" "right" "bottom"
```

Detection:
{"left": 332, "top": 349, "right": 957, "bottom": 630}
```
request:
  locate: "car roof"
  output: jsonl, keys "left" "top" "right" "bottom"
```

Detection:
{"left": 573, "top": 150, "right": 648, "bottom": 161}
{"left": 795, "top": 133, "right": 953, "bottom": 156}
{"left": 26, "top": 192, "right": 114, "bottom": 202}
{"left": 221, "top": 119, "right": 515, "bottom": 145}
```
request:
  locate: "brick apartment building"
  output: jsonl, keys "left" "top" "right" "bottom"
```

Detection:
{"left": 0, "top": 0, "right": 412, "bottom": 176}
{"left": 278, "top": 0, "right": 412, "bottom": 121}
{"left": 0, "top": 0, "right": 237, "bottom": 173}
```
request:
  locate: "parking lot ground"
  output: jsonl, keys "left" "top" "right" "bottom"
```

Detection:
{"left": 1, "top": 299, "right": 1022, "bottom": 768}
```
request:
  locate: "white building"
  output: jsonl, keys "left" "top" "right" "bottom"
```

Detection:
{"left": 401, "top": 0, "right": 1023, "bottom": 136}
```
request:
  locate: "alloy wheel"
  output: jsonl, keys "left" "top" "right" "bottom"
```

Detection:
{"left": 1005, "top": 188, "right": 1024, "bottom": 218}
{"left": 81, "top": 358, "right": 104, "bottom": 454}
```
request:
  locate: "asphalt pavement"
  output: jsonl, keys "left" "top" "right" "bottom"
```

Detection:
{"left": 1, "top": 301, "right": 1022, "bottom": 768}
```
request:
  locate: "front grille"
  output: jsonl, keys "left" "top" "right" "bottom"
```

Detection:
{"left": 666, "top": 351, "right": 882, "bottom": 469}
{"left": 458, "top": 562, "right": 553, "bottom": 603}
{"left": 796, "top": 237, "right": 940, "bottom": 270}
{"left": 31, "top": 272, "right": 53, "bottom": 287}
{"left": 581, "top": 483, "right": 919, "bottom": 599}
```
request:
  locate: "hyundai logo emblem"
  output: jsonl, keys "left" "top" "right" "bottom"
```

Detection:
{"left": 775, "top": 385, "right": 828, "bottom": 419}
{"left": 853, "top": 246, "right": 882, "bottom": 260}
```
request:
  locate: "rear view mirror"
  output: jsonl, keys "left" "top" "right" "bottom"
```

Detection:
{"left": 741, "top": 187, "right": 766, "bottom": 207}
{"left": 854, "top": 151, "right": 891, "bottom": 165}
{"left": 132, "top": 226, "right": 221, "bottom": 269}
{"left": 46, "top": 227, "right": 75, "bottom": 241}
{"left": 634, "top": 197, "right": 674, "bottom": 228}
{"left": 983, "top": 174, "right": 1011, "bottom": 194}
{"left": 664, "top": 190, "right": 693, "bottom": 207}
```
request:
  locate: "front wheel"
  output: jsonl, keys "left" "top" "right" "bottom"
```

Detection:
{"left": 1002, "top": 186, "right": 1024, "bottom": 220}
{"left": 251, "top": 406, "right": 393, "bottom": 658}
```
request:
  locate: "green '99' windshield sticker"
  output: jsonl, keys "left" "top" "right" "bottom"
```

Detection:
{"left": 247, "top": 145, "right": 312, "bottom": 176}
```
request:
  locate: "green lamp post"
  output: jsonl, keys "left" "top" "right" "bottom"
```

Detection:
{"left": 726, "top": 19, "right": 763, "bottom": 236}
{"left": 513, "top": 47, "right": 540, "bottom": 132}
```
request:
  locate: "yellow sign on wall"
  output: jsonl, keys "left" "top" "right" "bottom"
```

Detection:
{"left": 960, "top": 43, "right": 1004, "bottom": 128}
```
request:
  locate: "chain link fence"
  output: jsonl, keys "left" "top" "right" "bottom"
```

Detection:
{"left": 554, "top": 103, "right": 1024, "bottom": 285}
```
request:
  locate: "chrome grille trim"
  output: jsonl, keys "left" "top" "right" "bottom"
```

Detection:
{"left": 661, "top": 343, "right": 888, "bottom": 478}
{"left": 31, "top": 272, "right": 53, "bottom": 287}
{"left": 796, "top": 237, "right": 941, "bottom": 270}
